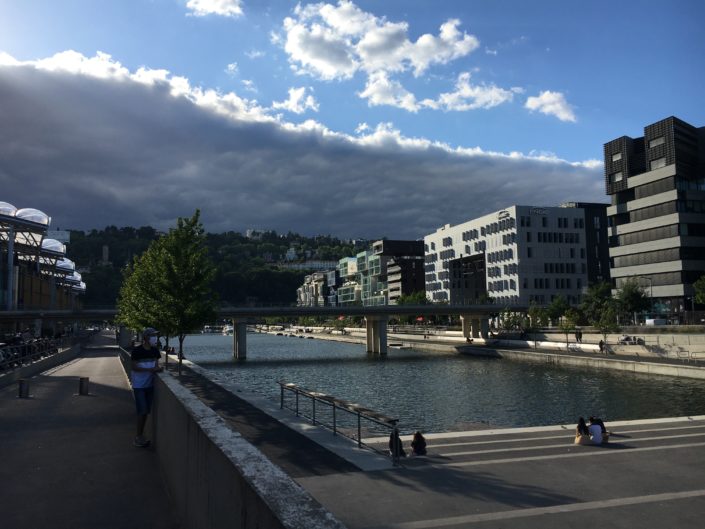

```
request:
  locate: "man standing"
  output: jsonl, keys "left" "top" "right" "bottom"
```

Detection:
{"left": 131, "top": 327, "right": 162, "bottom": 448}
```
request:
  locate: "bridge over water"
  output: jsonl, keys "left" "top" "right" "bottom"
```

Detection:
{"left": 1, "top": 304, "right": 527, "bottom": 356}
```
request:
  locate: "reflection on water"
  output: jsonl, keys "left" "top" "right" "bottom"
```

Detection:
{"left": 184, "top": 333, "right": 705, "bottom": 434}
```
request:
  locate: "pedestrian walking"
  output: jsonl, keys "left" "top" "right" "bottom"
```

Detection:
{"left": 131, "top": 327, "right": 162, "bottom": 448}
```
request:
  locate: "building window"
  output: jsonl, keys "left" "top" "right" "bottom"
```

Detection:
{"left": 610, "top": 171, "right": 623, "bottom": 183}
{"left": 527, "top": 247, "right": 533, "bottom": 258}
{"left": 649, "top": 136, "right": 665, "bottom": 149}
{"left": 431, "top": 242, "right": 435, "bottom": 250}
{"left": 542, "top": 217, "right": 547, "bottom": 227}
{"left": 650, "top": 157, "right": 667, "bottom": 171}
{"left": 611, "top": 152, "right": 622, "bottom": 162}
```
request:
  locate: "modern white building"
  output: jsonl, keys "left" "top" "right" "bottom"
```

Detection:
{"left": 423, "top": 204, "right": 609, "bottom": 306}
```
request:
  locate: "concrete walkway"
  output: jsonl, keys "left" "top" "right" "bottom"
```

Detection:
{"left": 0, "top": 334, "right": 180, "bottom": 529}
{"left": 297, "top": 417, "right": 705, "bottom": 528}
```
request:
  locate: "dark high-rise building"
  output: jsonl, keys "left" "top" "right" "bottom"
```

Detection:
{"left": 604, "top": 116, "right": 705, "bottom": 316}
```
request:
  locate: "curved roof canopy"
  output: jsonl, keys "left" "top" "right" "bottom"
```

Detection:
{"left": 66, "top": 271, "right": 82, "bottom": 284}
{"left": 16, "top": 208, "right": 51, "bottom": 226}
{"left": 41, "top": 238, "right": 66, "bottom": 255}
{"left": 0, "top": 201, "right": 17, "bottom": 216}
{"left": 56, "top": 258, "right": 76, "bottom": 272}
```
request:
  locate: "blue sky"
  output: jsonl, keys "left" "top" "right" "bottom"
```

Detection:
{"left": 1, "top": 1, "right": 704, "bottom": 237}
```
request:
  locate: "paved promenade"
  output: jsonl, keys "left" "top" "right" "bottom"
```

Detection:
{"left": 0, "top": 334, "right": 180, "bottom": 529}
{"left": 297, "top": 417, "right": 705, "bottom": 528}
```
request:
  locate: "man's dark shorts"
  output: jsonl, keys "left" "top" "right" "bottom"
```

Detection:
{"left": 133, "top": 387, "right": 155, "bottom": 415}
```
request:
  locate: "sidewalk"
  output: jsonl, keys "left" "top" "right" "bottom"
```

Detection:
{"left": 0, "top": 333, "right": 180, "bottom": 529}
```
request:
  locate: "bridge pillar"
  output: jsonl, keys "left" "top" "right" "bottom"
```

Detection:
{"left": 365, "top": 315, "right": 388, "bottom": 355}
{"left": 471, "top": 318, "right": 481, "bottom": 339}
{"left": 480, "top": 318, "right": 490, "bottom": 339}
{"left": 233, "top": 319, "right": 247, "bottom": 360}
{"left": 460, "top": 315, "right": 472, "bottom": 339}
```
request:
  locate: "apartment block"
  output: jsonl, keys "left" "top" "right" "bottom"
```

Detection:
{"left": 424, "top": 203, "right": 608, "bottom": 306}
{"left": 604, "top": 116, "right": 705, "bottom": 314}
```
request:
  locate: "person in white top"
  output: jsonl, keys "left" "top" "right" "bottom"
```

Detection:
{"left": 588, "top": 417, "right": 603, "bottom": 444}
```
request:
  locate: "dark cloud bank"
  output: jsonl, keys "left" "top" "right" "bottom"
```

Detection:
{"left": 0, "top": 65, "right": 605, "bottom": 239}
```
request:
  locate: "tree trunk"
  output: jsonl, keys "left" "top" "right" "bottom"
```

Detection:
{"left": 178, "top": 334, "right": 185, "bottom": 376}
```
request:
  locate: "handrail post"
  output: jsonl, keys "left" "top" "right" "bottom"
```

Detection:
{"left": 295, "top": 390, "right": 299, "bottom": 416}
{"left": 280, "top": 384, "right": 284, "bottom": 409}
{"left": 333, "top": 404, "right": 337, "bottom": 435}
{"left": 312, "top": 396, "right": 316, "bottom": 425}
{"left": 357, "top": 411, "right": 362, "bottom": 447}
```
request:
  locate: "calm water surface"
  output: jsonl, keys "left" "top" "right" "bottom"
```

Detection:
{"left": 182, "top": 333, "right": 705, "bottom": 434}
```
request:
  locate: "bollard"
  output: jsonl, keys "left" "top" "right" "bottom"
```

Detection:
{"left": 78, "top": 377, "right": 90, "bottom": 396}
{"left": 18, "top": 379, "right": 30, "bottom": 398}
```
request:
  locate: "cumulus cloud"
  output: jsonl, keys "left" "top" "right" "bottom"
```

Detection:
{"left": 426, "top": 72, "right": 523, "bottom": 111}
{"left": 245, "top": 49, "right": 265, "bottom": 59}
{"left": 0, "top": 51, "right": 603, "bottom": 239}
{"left": 359, "top": 71, "right": 419, "bottom": 112}
{"left": 186, "top": 0, "right": 243, "bottom": 18}
{"left": 277, "top": 1, "right": 495, "bottom": 112}
{"left": 225, "top": 61, "right": 238, "bottom": 76}
{"left": 525, "top": 90, "right": 577, "bottom": 122}
{"left": 271, "top": 87, "right": 319, "bottom": 114}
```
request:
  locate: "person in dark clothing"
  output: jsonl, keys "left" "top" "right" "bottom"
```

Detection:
{"left": 389, "top": 428, "right": 406, "bottom": 458}
{"left": 131, "top": 327, "right": 162, "bottom": 448}
{"left": 574, "top": 416, "right": 590, "bottom": 445}
{"left": 411, "top": 431, "right": 427, "bottom": 456}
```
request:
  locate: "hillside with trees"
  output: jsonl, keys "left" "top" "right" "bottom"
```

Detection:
{"left": 67, "top": 226, "right": 356, "bottom": 307}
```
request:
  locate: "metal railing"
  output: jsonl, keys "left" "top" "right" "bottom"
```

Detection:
{"left": 278, "top": 381, "right": 401, "bottom": 460}
{"left": 0, "top": 336, "right": 82, "bottom": 371}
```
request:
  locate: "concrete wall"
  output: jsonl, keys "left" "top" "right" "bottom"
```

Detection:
{"left": 119, "top": 349, "right": 345, "bottom": 529}
{"left": 478, "top": 348, "right": 705, "bottom": 380}
{"left": 0, "top": 343, "right": 82, "bottom": 390}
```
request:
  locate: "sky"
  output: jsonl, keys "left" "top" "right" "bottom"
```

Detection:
{"left": 1, "top": 0, "right": 704, "bottom": 239}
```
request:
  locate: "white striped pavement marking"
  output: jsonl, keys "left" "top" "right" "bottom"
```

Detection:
{"left": 440, "top": 432, "right": 705, "bottom": 457}
{"left": 427, "top": 424, "right": 705, "bottom": 449}
{"left": 378, "top": 488, "right": 705, "bottom": 528}
{"left": 441, "top": 441, "right": 705, "bottom": 468}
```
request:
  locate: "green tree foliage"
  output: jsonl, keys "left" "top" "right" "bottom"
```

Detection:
{"left": 616, "top": 278, "right": 650, "bottom": 323}
{"left": 117, "top": 211, "right": 217, "bottom": 372}
{"left": 69, "top": 226, "right": 354, "bottom": 307}
{"left": 547, "top": 295, "right": 569, "bottom": 325}
{"left": 396, "top": 291, "right": 429, "bottom": 324}
{"left": 580, "top": 282, "right": 613, "bottom": 326}
{"left": 559, "top": 308, "right": 580, "bottom": 347}
{"left": 596, "top": 301, "right": 621, "bottom": 345}
{"left": 694, "top": 274, "right": 705, "bottom": 305}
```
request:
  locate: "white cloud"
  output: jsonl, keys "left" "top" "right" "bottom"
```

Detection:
{"left": 241, "top": 79, "right": 257, "bottom": 93}
{"left": 271, "top": 87, "right": 319, "bottom": 114}
{"left": 279, "top": 2, "right": 479, "bottom": 81}
{"left": 426, "top": 72, "right": 523, "bottom": 111}
{"left": 355, "top": 122, "right": 369, "bottom": 134}
{"left": 0, "top": 51, "right": 603, "bottom": 239}
{"left": 525, "top": 90, "right": 577, "bottom": 122}
{"left": 225, "top": 61, "right": 238, "bottom": 76}
{"left": 245, "top": 49, "right": 265, "bottom": 59}
{"left": 359, "top": 71, "right": 419, "bottom": 112}
{"left": 186, "top": 0, "right": 243, "bottom": 18}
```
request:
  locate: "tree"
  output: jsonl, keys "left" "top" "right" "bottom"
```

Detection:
{"left": 559, "top": 308, "right": 580, "bottom": 348}
{"left": 527, "top": 302, "right": 548, "bottom": 348}
{"left": 117, "top": 211, "right": 217, "bottom": 373}
{"left": 547, "top": 295, "right": 569, "bottom": 326}
{"left": 580, "top": 282, "right": 613, "bottom": 327}
{"left": 694, "top": 274, "right": 705, "bottom": 305}
{"left": 616, "top": 278, "right": 650, "bottom": 323}
{"left": 396, "top": 291, "right": 429, "bottom": 324}
{"left": 596, "top": 301, "right": 621, "bottom": 348}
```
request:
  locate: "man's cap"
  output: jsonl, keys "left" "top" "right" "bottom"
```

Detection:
{"left": 143, "top": 327, "right": 159, "bottom": 336}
